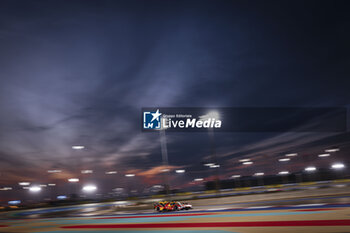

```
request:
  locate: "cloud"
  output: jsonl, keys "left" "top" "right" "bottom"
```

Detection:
{"left": 0, "top": 0, "right": 349, "bottom": 197}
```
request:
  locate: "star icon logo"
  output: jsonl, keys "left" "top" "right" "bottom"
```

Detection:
{"left": 150, "top": 109, "right": 162, "bottom": 122}
{"left": 143, "top": 109, "right": 162, "bottom": 129}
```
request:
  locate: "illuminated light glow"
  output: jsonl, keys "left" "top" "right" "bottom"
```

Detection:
{"left": 305, "top": 166, "right": 316, "bottom": 172}
{"left": 161, "top": 169, "right": 170, "bottom": 172}
{"left": 105, "top": 171, "right": 117, "bottom": 175}
{"left": 81, "top": 170, "right": 93, "bottom": 174}
{"left": 197, "top": 110, "right": 220, "bottom": 121}
{"left": 8, "top": 200, "right": 21, "bottom": 205}
{"left": 47, "top": 170, "right": 62, "bottom": 173}
{"left": 254, "top": 172, "right": 264, "bottom": 176}
{"left": 205, "top": 111, "right": 220, "bottom": 120}
{"left": 209, "top": 164, "right": 220, "bottom": 168}
{"left": 243, "top": 161, "right": 253, "bottom": 165}
{"left": 68, "top": 178, "right": 79, "bottom": 183}
{"left": 0, "top": 187, "right": 12, "bottom": 191}
{"left": 82, "top": 185, "right": 97, "bottom": 192}
{"left": 113, "top": 187, "right": 125, "bottom": 192}
{"left": 279, "top": 158, "right": 290, "bottom": 162}
{"left": 48, "top": 184, "right": 56, "bottom": 186}
{"left": 278, "top": 171, "right": 289, "bottom": 175}
{"left": 331, "top": 163, "right": 345, "bottom": 170}
{"left": 204, "top": 163, "right": 215, "bottom": 167}
{"left": 22, "top": 187, "right": 29, "bottom": 190}
{"left": 175, "top": 169, "right": 185, "bottom": 173}
{"left": 39, "top": 184, "right": 47, "bottom": 187}
{"left": 18, "top": 182, "right": 30, "bottom": 186}
{"left": 232, "top": 175, "right": 241, "bottom": 178}
{"left": 194, "top": 178, "right": 204, "bottom": 181}
{"left": 239, "top": 159, "right": 251, "bottom": 162}
{"left": 72, "top": 145, "right": 85, "bottom": 150}
{"left": 125, "top": 174, "right": 135, "bottom": 177}
{"left": 285, "top": 153, "right": 297, "bottom": 157}
{"left": 57, "top": 195, "right": 67, "bottom": 200}
{"left": 29, "top": 186, "right": 41, "bottom": 192}
{"left": 318, "top": 153, "right": 330, "bottom": 158}
{"left": 325, "top": 148, "right": 340, "bottom": 153}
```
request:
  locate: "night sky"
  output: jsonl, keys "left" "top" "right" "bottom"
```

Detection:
{"left": 0, "top": 0, "right": 350, "bottom": 199}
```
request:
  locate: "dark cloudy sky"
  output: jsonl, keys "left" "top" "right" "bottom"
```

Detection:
{"left": 0, "top": 0, "right": 350, "bottom": 198}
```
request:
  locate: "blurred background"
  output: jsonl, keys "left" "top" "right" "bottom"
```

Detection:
{"left": 0, "top": 0, "right": 350, "bottom": 210}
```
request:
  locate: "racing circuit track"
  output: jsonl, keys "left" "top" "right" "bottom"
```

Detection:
{"left": 1, "top": 192, "right": 350, "bottom": 233}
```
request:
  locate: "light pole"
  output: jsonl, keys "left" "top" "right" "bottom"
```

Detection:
{"left": 331, "top": 163, "right": 345, "bottom": 179}
{"left": 232, "top": 175, "right": 241, "bottom": 188}
{"left": 174, "top": 169, "right": 185, "bottom": 190}
{"left": 304, "top": 166, "right": 317, "bottom": 181}
{"left": 82, "top": 184, "right": 97, "bottom": 199}
{"left": 241, "top": 160, "right": 253, "bottom": 187}
{"left": 105, "top": 171, "right": 118, "bottom": 196}
{"left": 324, "top": 147, "right": 341, "bottom": 179}
{"left": 159, "top": 129, "right": 170, "bottom": 196}
{"left": 47, "top": 169, "right": 61, "bottom": 200}
{"left": 278, "top": 171, "right": 289, "bottom": 183}
{"left": 71, "top": 145, "right": 86, "bottom": 198}
{"left": 125, "top": 174, "right": 135, "bottom": 197}
{"left": 284, "top": 153, "right": 300, "bottom": 183}
{"left": 200, "top": 111, "right": 220, "bottom": 194}
{"left": 278, "top": 157, "right": 290, "bottom": 184}
{"left": 29, "top": 186, "right": 42, "bottom": 203}
{"left": 68, "top": 178, "right": 79, "bottom": 199}
{"left": 254, "top": 172, "right": 264, "bottom": 186}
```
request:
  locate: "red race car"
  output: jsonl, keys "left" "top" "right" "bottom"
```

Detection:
{"left": 154, "top": 201, "right": 192, "bottom": 212}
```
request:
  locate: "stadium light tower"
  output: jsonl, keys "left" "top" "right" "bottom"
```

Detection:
{"left": 278, "top": 171, "right": 289, "bottom": 175}
{"left": 68, "top": 178, "right": 79, "bottom": 183}
{"left": 243, "top": 161, "right": 253, "bottom": 165}
{"left": 82, "top": 184, "right": 97, "bottom": 192}
{"left": 278, "top": 171, "right": 289, "bottom": 183}
{"left": 279, "top": 158, "right": 290, "bottom": 162}
{"left": 71, "top": 144, "right": 85, "bottom": 196}
{"left": 19, "top": 182, "right": 30, "bottom": 186}
{"left": 72, "top": 145, "right": 85, "bottom": 150}
{"left": 29, "top": 186, "right": 41, "bottom": 192}
{"left": 318, "top": 153, "right": 330, "bottom": 158}
{"left": 194, "top": 178, "right": 204, "bottom": 182}
{"left": 159, "top": 127, "right": 170, "bottom": 196}
{"left": 254, "top": 172, "right": 264, "bottom": 186}
{"left": 305, "top": 166, "right": 316, "bottom": 172}
{"left": 175, "top": 169, "right": 185, "bottom": 173}
{"left": 232, "top": 175, "right": 241, "bottom": 188}
{"left": 239, "top": 159, "right": 251, "bottom": 162}
{"left": 204, "top": 111, "right": 220, "bottom": 120}
{"left": 200, "top": 110, "right": 221, "bottom": 194}
{"left": 331, "top": 162, "right": 345, "bottom": 180}
{"left": 331, "top": 163, "right": 345, "bottom": 170}
{"left": 105, "top": 171, "right": 117, "bottom": 175}
{"left": 325, "top": 148, "right": 340, "bottom": 153}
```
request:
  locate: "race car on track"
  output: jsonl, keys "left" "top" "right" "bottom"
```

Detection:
{"left": 154, "top": 201, "right": 192, "bottom": 212}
